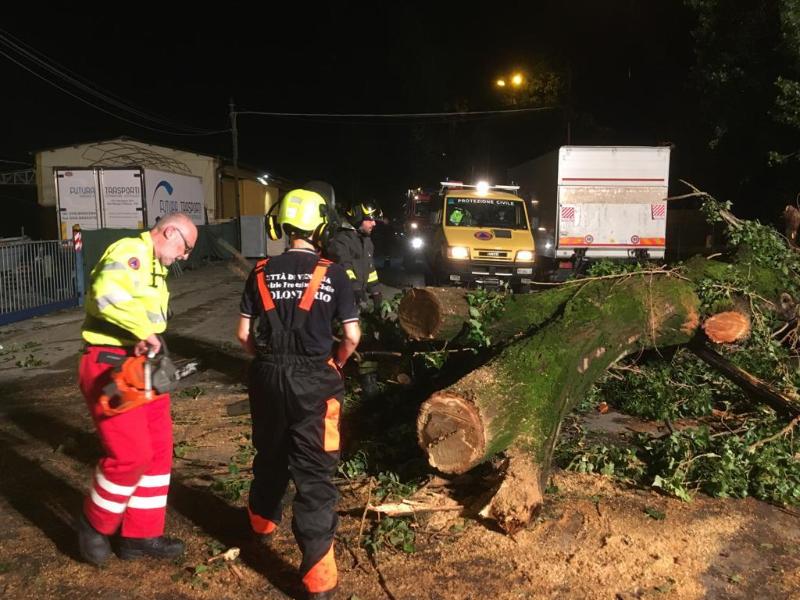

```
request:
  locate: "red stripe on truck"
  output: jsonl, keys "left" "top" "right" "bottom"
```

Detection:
{"left": 561, "top": 177, "right": 665, "bottom": 182}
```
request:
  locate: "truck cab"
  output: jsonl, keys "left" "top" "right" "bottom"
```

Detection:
{"left": 427, "top": 181, "right": 535, "bottom": 291}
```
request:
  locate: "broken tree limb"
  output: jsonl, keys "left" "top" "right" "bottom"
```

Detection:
{"left": 368, "top": 500, "right": 463, "bottom": 517}
{"left": 416, "top": 274, "right": 700, "bottom": 532}
{"left": 688, "top": 339, "right": 800, "bottom": 418}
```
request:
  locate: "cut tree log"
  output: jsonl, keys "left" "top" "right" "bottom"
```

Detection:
{"left": 398, "top": 285, "right": 578, "bottom": 342}
{"left": 416, "top": 273, "right": 701, "bottom": 533}
{"left": 702, "top": 311, "right": 751, "bottom": 343}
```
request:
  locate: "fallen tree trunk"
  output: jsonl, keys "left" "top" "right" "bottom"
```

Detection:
{"left": 398, "top": 285, "right": 578, "bottom": 342}
{"left": 416, "top": 273, "right": 700, "bottom": 532}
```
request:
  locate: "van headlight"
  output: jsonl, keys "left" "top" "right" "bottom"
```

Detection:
{"left": 448, "top": 246, "right": 469, "bottom": 260}
{"left": 515, "top": 250, "right": 534, "bottom": 262}
{"left": 410, "top": 236, "right": 424, "bottom": 249}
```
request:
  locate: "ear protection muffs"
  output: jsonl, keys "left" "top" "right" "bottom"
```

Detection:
{"left": 311, "top": 203, "right": 332, "bottom": 249}
{"left": 266, "top": 202, "right": 282, "bottom": 241}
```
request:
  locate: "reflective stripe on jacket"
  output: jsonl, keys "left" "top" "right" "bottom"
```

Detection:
{"left": 82, "top": 231, "right": 169, "bottom": 346}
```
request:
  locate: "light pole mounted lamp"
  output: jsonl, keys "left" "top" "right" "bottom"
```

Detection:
{"left": 495, "top": 72, "right": 525, "bottom": 89}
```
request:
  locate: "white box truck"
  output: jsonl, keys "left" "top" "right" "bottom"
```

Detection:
{"left": 509, "top": 146, "right": 671, "bottom": 278}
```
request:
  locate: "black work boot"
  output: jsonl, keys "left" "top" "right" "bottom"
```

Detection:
{"left": 77, "top": 513, "right": 112, "bottom": 566}
{"left": 308, "top": 586, "right": 338, "bottom": 600}
{"left": 251, "top": 529, "right": 275, "bottom": 549}
{"left": 118, "top": 536, "right": 185, "bottom": 560}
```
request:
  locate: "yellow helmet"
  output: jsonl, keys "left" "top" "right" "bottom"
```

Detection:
{"left": 267, "top": 188, "right": 330, "bottom": 245}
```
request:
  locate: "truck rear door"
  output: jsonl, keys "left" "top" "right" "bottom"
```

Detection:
{"left": 556, "top": 146, "right": 670, "bottom": 259}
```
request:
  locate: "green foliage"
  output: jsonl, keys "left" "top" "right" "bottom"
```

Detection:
{"left": 363, "top": 516, "right": 416, "bottom": 555}
{"left": 179, "top": 386, "right": 204, "bottom": 399}
{"left": 358, "top": 292, "right": 406, "bottom": 348}
{"left": 355, "top": 470, "right": 420, "bottom": 556}
{"left": 172, "top": 541, "right": 231, "bottom": 589}
{"left": 211, "top": 474, "right": 250, "bottom": 502}
{"left": 173, "top": 440, "right": 192, "bottom": 458}
{"left": 557, "top": 417, "right": 800, "bottom": 506}
{"left": 464, "top": 288, "right": 508, "bottom": 347}
{"left": 339, "top": 449, "right": 369, "bottom": 479}
{"left": 421, "top": 349, "right": 448, "bottom": 370}
{"left": 372, "top": 471, "right": 418, "bottom": 503}
{"left": 466, "top": 288, "right": 507, "bottom": 321}
{"left": 596, "top": 349, "right": 738, "bottom": 420}
{"left": 728, "top": 222, "right": 800, "bottom": 280}
{"left": 586, "top": 260, "right": 650, "bottom": 277}
{"left": 378, "top": 293, "right": 403, "bottom": 321}
{"left": 559, "top": 441, "right": 645, "bottom": 484}
{"left": 211, "top": 439, "right": 255, "bottom": 502}
{"left": 685, "top": 0, "right": 800, "bottom": 161}
{"left": 15, "top": 353, "right": 46, "bottom": 368}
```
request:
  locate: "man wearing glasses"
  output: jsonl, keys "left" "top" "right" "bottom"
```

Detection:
{"left": 76, "top": 213, "right": 197, "bottom": 566}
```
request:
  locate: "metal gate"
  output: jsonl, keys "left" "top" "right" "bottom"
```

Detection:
{"left": 0, "top": 237, "right": 79, "bottom": 326}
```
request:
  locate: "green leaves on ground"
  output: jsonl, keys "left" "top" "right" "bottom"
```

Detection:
{"left": 362, "top": 516, "right": 416, "bottom": 555}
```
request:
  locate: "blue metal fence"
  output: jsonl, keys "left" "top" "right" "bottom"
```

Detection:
{"left": 0, "top": 238, "right": 79, "bottom": 325}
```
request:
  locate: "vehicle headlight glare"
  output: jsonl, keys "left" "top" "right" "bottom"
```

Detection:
{"left": 516, "top": 250, "right": 534, "bottom": 261}
{"left": 449, "top": 246, "right": 469, "bottom": 260}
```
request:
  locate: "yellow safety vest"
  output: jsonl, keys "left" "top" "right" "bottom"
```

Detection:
{"left": 81, "top": 231, "right": 170, "bottom": 346}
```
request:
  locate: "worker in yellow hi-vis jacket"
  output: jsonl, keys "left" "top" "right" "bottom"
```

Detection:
{"left": 77, "top": 213, "right": 197, "bottom": 567}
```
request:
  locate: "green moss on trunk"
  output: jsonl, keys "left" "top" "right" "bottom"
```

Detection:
{"left": 417, "top": 274, "right": 700, "bottom": 475}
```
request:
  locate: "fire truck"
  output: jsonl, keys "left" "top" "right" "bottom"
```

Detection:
{"left": 402, "top": 187, "right": 435, "bottom": 265}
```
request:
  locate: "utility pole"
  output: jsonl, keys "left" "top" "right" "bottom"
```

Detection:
{"left": 229, "top": 98, "right": 241, "bottom": 249}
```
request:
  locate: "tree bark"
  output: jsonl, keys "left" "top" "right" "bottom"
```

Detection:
{"left": 398, "top": 286, "right": 578, "bottom": 342}
{"left": 416, "top": 273, "right": 700, "bottom": 532}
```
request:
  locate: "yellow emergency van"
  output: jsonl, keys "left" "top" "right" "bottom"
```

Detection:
{"left": 427, "top": 181, "right": 535, "bottom": 291}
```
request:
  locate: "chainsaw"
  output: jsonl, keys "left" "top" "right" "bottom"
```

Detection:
{"left": 97, "top": 341, "right": 196, "bottom": 417}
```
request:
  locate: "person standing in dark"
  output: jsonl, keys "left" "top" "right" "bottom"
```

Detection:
{"left": 326, "top": 201, "right": 383, "bottom": 398}
{"left": 326, "top": 201, "right": 383, "bottom": 312}
{"left": 236, "top": 188, "right": 360, "bottom": 600}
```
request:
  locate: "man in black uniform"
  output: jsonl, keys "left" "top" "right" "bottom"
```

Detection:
{"left": 326, "top": 201, "right": 383, "bottom": 399}
{"left": 236, "top": 188, "right": 361, "bottom": 600}
{"left": 326, "top": 200, "right": 383, "bottom": 312}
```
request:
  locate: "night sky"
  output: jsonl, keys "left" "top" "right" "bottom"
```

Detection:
{"left": 0, "top": 2, "right": 744, "bottom": 221}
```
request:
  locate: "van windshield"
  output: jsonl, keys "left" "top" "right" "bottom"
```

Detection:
{"left": 445, "top": 197, "right": 528, "bottom": 229}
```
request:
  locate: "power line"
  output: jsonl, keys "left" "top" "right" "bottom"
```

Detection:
{"left": 0, "top": 30, "right": 229, "bottom": 137}
{"left": 236, "top": 106, "right": 556, "bottom": 120}
{"left": 0, "top": 29, "right": 221, "bottom": 134}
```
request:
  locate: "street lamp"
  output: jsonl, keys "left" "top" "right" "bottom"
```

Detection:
{"left": 494, "top": 71, "right": 525, "bottom": 88}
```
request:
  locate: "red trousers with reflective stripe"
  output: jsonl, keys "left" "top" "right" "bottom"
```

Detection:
{"left": 78, "top": 346, "right": 173, "bottom": 538}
